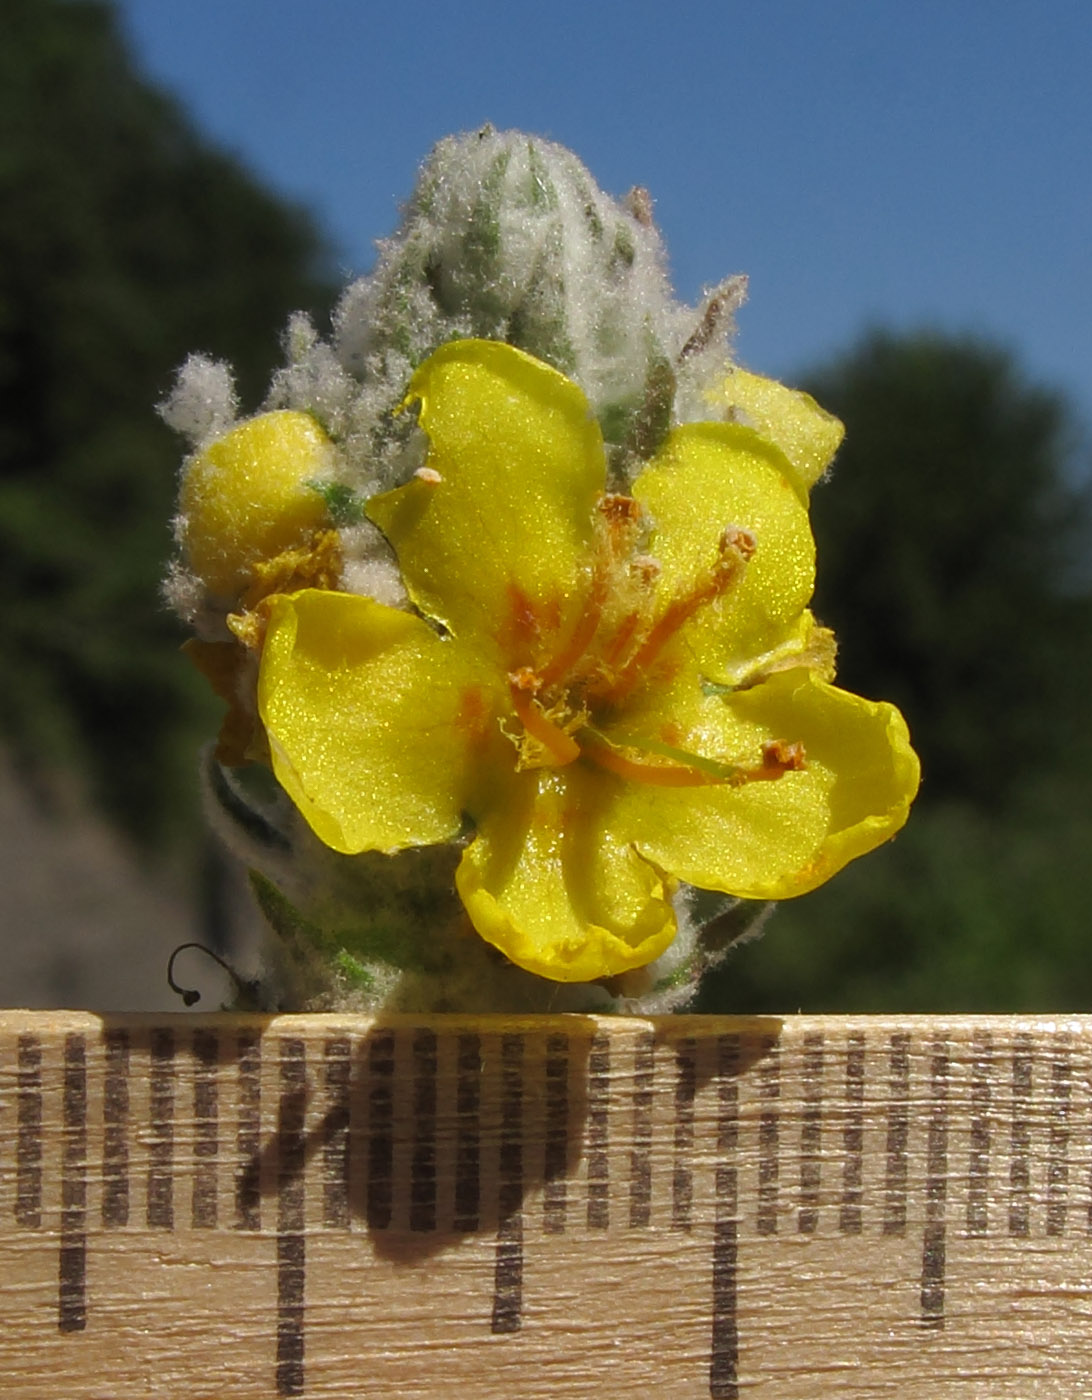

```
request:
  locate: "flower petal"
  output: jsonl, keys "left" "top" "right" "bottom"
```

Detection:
{"left": 707, "top": 367, "right": 844, "bottom": 491}
{"left": 632, "top": 423, "right": 816, "bottom": 684}
{"left": 368, "top": 339, "right": 605, "bottom": 663}
{"left": 456, "top": 769, "right": 678, "bottom": 981}
{"left": 607, "top": 667, "right": 919, "bottom": 899}
{"left": 258, "top": 589, "right": 502, "bottom": 854}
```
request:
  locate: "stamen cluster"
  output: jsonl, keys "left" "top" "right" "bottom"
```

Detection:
{"left": 503, "top": 494, "right": 799, "bottom": 788}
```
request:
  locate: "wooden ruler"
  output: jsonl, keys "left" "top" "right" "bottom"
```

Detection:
{"left": 1, "top": 1011, "right": 1090, "bottom": 1398}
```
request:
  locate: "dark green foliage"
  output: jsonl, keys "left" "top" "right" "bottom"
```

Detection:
{"left": 804, "top": 331, "right": 1092, "bottom": 807}
{"left": 702, "top": 330, "right": 1092, "bottom": 1012}
{"left": 0, "top": 0, "right": 335, "bottom": 843}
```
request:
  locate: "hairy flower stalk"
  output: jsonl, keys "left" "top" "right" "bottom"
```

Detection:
{"left": 165, "top": 129, "right": 919, "bottom": 1013}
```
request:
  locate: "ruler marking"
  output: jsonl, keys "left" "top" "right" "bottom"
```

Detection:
{"left": 798, "top": 1033, "right": 824, "bottom": 1234}
{"left": 710, "top": 1033, "right": 740, "bottom": 1400}
{"left": 102, "top": 1028, "right": 130, "bottom": 1228}
{"left": 491, "top": 1033, "right": 523, "bottom": 1335}
{"left": 411, "top": 1029, "right": 438, "bottom": 1232}
{"left": 586, "top": 1032, "right": 611, "bottom": 1230}
{"left": 59, "top": 1033, "right": 87, "bottom": 1334}
{"left": 192, "top": 1030, "right": 219, "bottom": 1231}
{"left": 366, "top": 1030, "right": 395, "bottom": 1231}
{"left": 757, "top": 1043, "right": 780, "bottom": 1235}
{"left": 235, "top": 1032, "right": 261, "bottom": 1232}
{"left": 1009, "top": 1033, "right": 1033, "bottom": 1238}
{"left": 277, "top": 1039, "right": 307, "bottom": 1397}
{"left": 1046, "top": 1032, "right": 1073, "bottom": 1237}
{"left": 966, "top": 1031, "right": 992, "bottom": 1237}
{"left": 840, "top": 1033, "right": 865, "bottom": 1235}
{"left": 673, "top": 1038, "right": 697, "bottom": 1232}
{"left": 16, "top": 1035, "right": 42, "bottom": 1228}
{"left": 322, "top": 1037, "right": 351, "bottom": 1230}
{"left": 628, "top": 1030, "right": 654, "bottom": 1231}
{"left": 147, "top": 1029, "right": 175, "bottom": 1231}
{"left": 10, "top": 1014, "right": 1092, "bottom": 1391}
{"left": 543, "top": 1033, "right": 569, "bottom": 1236}
{"left": 920, "top": 1043, "right": 949, "bottom": 1329}
{"left": 883, "top": 1032, "right": 911, "bottom": 1236}
{"left": 454, "top": 1033, "right": 481, "bottom": 1233}
{"left": 1080, "top": 1052, "right": 1092, "bottom": 1237}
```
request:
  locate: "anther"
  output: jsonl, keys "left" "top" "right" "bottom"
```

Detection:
{"left": 599, "top": 493, "right": 642, "bottom": 524}
{"left": 720, "top": 525, "right": 757, "bottom": 561}
{"left": 725, "top": 740, "right": 806, "bottom": 786}
{"left": 508, "top": 666, "right": 542, "bottom": 693}
{"left": 762, "top": 739, "right": 806, "bottom": 773}
{"left": 596, "top": 492, "right": 644, "bottom": 561}
{"left": 629, "top": 554, "right": 662, "bottom": 585}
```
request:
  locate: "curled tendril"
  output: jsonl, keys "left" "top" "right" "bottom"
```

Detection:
{"left": 167, "top": 941, "right": 261, "bottom": 1009}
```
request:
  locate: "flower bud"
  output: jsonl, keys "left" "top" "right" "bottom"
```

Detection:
{"left": 334, "top": 127, "right": 680, "bottom": 451}
{"left": 179, "top": 410, "right": 335, "bottom": 597}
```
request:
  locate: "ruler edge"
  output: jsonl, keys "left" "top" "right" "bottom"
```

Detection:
{"left": 2, "top": 1009, "right": 1091, "bottom": 1036}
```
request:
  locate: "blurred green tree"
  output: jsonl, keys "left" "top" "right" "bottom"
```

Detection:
{"left": 807, "top": 331, "right": 1092, "bottom": 807}
{"left": 0, "top": 0, "right": 335, "bottom": 844}
{"left": 701, "top": 330, "right": 1092, "bottom": 1012}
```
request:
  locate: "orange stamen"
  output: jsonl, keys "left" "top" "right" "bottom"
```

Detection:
{"left": 609, "top": 528, "right": 755, "bottom": 703}
{"left": 582, "top": 734, "right": 807, "bottom": 789}
{"left": 508, "top": 676, "right": 581, "bottom": 766}
{"left": 537, "top": 568, "right": 608, "bottom": 687}
{"left": 537, "top": 496, "right": 641, "bottom": 688}
{"left": 583, "top": 740, "right": 721, "bottom": 786}
{"left": 608, "top": 579, "right": 722, "bottom": 703}
{"left": 600, "top": 609, "right": 642, "bottom": 670}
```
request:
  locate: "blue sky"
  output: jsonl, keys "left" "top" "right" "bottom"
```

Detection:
{"left": 117, "top": 0, "right": 1091, "bottom": 423}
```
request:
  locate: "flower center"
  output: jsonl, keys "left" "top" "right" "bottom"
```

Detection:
{"left": 500, "top": 493, "right": 805, "bottom": 788}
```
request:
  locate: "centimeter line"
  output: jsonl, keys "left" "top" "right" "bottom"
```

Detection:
{"left": 4, "top": 1023, "right": 1090, "bottom": 1400}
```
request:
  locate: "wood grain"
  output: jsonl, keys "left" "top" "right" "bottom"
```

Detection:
{"left": 0, "top": 1011, "right": 1089, "bottom": 1398}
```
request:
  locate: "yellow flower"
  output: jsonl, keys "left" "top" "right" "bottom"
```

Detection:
{"left": 256, "top": 340, "right": 919, "bottom": 982}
